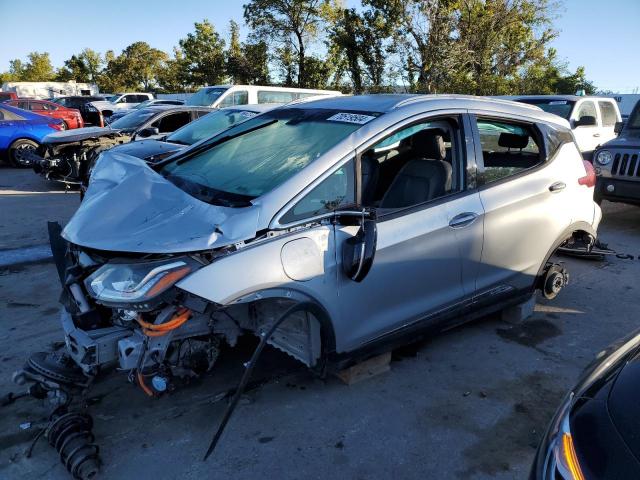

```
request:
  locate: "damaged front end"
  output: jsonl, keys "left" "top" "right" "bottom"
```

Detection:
{"left": 19, "top": 152, "right": 323, "bottom": 400}
{"left": 31, "top": 128, "right": 132, "bottom": 186}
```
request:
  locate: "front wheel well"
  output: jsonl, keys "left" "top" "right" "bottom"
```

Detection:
{"left": 221, "top": 296, "right": 336, "bottom": 373}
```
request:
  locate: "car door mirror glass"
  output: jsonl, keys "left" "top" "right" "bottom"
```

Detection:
{"left": 342, "top": 218, "right": 377, "bottom": 282}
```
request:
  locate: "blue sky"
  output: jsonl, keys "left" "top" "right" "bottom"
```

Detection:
{"left": 0, "top": 0, "right": 638, "bottom": 92}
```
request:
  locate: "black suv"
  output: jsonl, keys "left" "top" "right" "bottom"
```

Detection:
{"left": 593, "top": 100, "right": 640, "bottom": 205}
{"left": 50, "top": 96, "right": 107, "bottom": 126}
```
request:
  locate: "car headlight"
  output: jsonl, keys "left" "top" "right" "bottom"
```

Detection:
{"left": 84, "top": 258, "right": 195, "bottom": 308}
{"left": 595, "top": 150, "right": 612, "bottom": 166}
{"left": 537, "top": 393, "right": 585, "bottom": 480}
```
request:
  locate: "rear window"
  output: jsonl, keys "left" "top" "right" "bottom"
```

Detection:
{"left": 110, "top": 109, "right": 156, "bottom": 129}
{"left": 518, "top": 99, "right": 575, "bottom": 120}
{"left": 186, "top": 87, "right": 228, "bottom": 106}
{"left": 160, "top": 108, "right": 377, "bottom": 202}
{"left": 166, "top": 108, "right": 260, "bottom": 146}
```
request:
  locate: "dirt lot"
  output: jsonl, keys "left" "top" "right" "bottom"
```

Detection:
{"left": 1, "top": 165, "right": 639, "bottom": 480}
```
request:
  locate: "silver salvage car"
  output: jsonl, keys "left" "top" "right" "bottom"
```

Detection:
{"left": 25, "top": 95, "right": 602, "bottom": 397}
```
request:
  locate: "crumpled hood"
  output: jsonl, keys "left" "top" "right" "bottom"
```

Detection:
{"left": 62, "top": 151, "right": 260, "bottom": 254}
{"left": 43, "top": 127, "right": 124, "bottom": 144}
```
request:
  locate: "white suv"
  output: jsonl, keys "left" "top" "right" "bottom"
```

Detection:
{"left": 511, "top": 95, "right": 622, "bottom": 160}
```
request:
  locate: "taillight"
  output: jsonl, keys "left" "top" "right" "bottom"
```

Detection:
{"left": 49, "top": 123, "right": 63, "bottom": 131}
{"left": 578, "top": 160, "right": 596, "bottom": 187}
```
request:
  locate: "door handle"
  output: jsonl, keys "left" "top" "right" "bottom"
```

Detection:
{"left": 593, "top": 133, "right": 601, "bottom": 137}
{"left": 549, "top": 181, "right": 566, "bottom": 192}
{"left": 449, "top": 212, "right": 477, "bottom": 228}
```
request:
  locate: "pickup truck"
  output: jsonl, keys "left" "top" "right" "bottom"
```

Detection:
{"left": 509, "top": 95, "right": 622, "bottom": 160}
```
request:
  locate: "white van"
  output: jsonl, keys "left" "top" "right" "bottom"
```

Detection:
{"left": 186, "top": 85, "right": 341, "bottom": 108}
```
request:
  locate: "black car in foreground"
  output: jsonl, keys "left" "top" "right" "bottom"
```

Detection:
{"left": 593, "top": 100, "right": 640, "bottom": 206}
{"left": 531, "top": 330, "right": 640, "bottom": 479}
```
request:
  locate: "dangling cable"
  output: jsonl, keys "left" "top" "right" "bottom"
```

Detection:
{"left": 203, "top": 301, "right": 317, "bottom": 461}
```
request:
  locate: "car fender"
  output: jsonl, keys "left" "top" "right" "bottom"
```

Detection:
{"left": 177, "top": 226, "right": 340, "bottom": 354}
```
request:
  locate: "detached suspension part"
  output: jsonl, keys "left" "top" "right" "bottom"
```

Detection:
{"left": 46, "top": 412, "right": 100, "bottom": 480}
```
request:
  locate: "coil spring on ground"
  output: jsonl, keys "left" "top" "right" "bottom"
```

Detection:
{"left": 46, "top": 412, "right": 100, "bottom": 479}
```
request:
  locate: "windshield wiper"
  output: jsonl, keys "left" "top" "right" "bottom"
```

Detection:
{"left": 155, "top": 118, "right": 278, "bottom": 168}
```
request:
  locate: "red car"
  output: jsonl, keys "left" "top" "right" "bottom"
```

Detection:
{"left": 6, "top": 99, "right": 84, "bottom": 130}
{"left": 0, "top": 92, "right": 18, "bottom": 102}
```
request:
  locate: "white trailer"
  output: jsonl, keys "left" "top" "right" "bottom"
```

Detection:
{"left": 1, "top": 81, "right": 100, "bottom": 99}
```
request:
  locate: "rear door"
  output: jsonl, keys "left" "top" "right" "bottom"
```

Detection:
{"left": 470, "top": 112, "right": 573, "bottom": 302}
{"left": 0, "top": 107, "right": 25, "bottom": 149}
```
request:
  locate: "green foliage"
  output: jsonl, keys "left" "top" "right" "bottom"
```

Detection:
{"left": 178, "top": 20, "right": 226, "bottom": 87}
{"left": 244, "top": 0, "right": 331, "bottom": 87}
{"left": 0, "top": 6, "right": 597, "bottom": 95}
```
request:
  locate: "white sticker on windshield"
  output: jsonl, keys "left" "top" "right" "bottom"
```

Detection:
{"left": 549, "top": 101, "right": 568, "bottom": 105}
{"left": 239, "top": 111, "right": 259, "bottom": 119}
{"left": 327, "top": 113, "right": 376, "bottom": 124}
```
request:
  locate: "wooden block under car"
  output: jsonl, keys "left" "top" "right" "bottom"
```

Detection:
{"left": 335, "top": 352, "right": 391, "bottom": 385}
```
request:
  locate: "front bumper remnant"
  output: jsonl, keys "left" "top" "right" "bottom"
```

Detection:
{"left": 61, "top": 309, "right": 131, "bottom": 373}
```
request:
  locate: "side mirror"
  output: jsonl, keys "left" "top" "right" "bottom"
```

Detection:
{"left": 575, "top": 115, "right": 597, "bottom": 127}
{"left": 614, "top": 121, "right": 625, "bottom": 134}
{"left": 342, "top": 217, "right": 377, "bottom": 282}
{"left": 137, "top": 127, "right": 160, "bottom": 138}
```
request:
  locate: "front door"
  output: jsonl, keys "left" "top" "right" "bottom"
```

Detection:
{"left": 334, "top": 113, "right": 480, "bottom": 352}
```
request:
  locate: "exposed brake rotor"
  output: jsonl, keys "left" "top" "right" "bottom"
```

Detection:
{"left": 26, "top": 352, "right": 88, "bottom": 387}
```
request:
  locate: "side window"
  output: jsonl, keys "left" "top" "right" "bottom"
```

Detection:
{"left": 137, "top": 95, "right": 150, "bottom": 103}
{"left": 476, "top": 118, "right": 542, "bottom": 184}
{"left": 0, "top": 108, "right": 25, "bottom": 121}
{"left": 155, "top": 112, "right": 191, "bottom": 133}
{"left": 257, "top": 91, "right": 295, "bottom": 104}
{"left": 360, "top": 118, "right": 461, "bottom": 210}
{"left": 124, "top": 95, "right": 137, "bottom": 103}
{"left": 598, "top": 101, "right": 617, "bottom": 127}
{"left": 281, "top": 159, "right": 355, "bottom": 223}
{"left": 219, "top": 91, "right": 249, "bottom": 107}
{"left": 576, "top": 101, "right": 597, "bottom": 125}
{"left": 17, "top": 101, "right": 29, "bottom": 109}
{"left": 30, "top": 102, "right": 46, "bottom": 111}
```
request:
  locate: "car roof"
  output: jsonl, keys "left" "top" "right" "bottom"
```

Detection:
{"left": 506, "top": 94, "right": 615, "bottom": 102}
{"left": 283, "top": 93, "right": 571, "bottom": 126}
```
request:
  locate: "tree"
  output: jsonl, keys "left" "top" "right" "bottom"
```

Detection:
{"left": 179, "top": 20, "right": 227, "bottom": 87}
{"left": 101, "top": 42, "right": 167, "bottom": 90}
{"left": 330, "top": 7, "right": 393, "bottom": 93}
{"left": 244, "top": 0, "right": 330, "bottom": 87}
{"left": 17, "top": 52, "right": 55, "bottom": 82}
{"left": 157, "top": 48, "right": 190, "bottom": 92}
